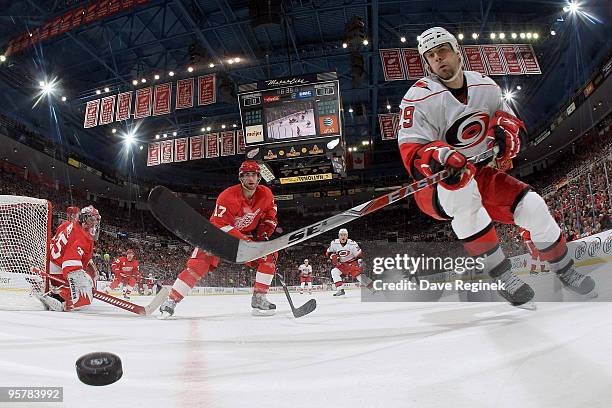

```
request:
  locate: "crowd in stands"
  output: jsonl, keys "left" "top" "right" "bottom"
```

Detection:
{"left": 1, "top": 116, "right": 610, "bottom": 288}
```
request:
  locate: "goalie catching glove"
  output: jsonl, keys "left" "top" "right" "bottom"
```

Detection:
{"left": 410, "top": 141, "right": 475, "bottom": 191}
{"left": 487, "top": 110, "right": 525, "bottom": 161}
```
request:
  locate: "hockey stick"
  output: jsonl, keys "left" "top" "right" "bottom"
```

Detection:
{"left": 44, "top": 273, "right": 169, "bottom": 316}
{"left": 276, "top": 273, "right": 317, "bottom": 318}
{"left": 148, "top": 148, "right": 497, "bottom": 264}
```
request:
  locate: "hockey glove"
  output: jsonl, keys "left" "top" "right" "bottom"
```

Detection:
{"left": 66, "top": 269, "right": 94, "bottom": 310}
{"left": 412, "top": 141, "right": 475, "bottom": 191}
{"left": 487, "top": 111, "right": 525, "bottom": 161}
{"left": 330, "top": 253, "right": 340, "bottom": 266}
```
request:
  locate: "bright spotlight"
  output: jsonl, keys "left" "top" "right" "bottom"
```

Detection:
{"left": 95, "top": 89, "right": 101, "bottom": 95}
{"left": 155, "top": 134, "right": 160, "bottom": 139}
{"left": 221, "top": 124, "right": 226, "bottom": 129}
{"left": 472, "top": 33, "right": 478, "bottom": 39}
{"left": 516, "top": 85, "right": 522, "bottom": 90}
{"left": 526, "top": 32, "right": 533, "bottom": 39}
{"left": 172, "top": 131, "right": 177, "bottom": 136}
{"left": 141, "top": 78, "right": 146, "bottom": 83}
{"left": 342, "top": 42, "right": 348, "bottom": 48}
{"left": 42, "top": 81, "right": 57, "bottom": 95}
{"left": 362, "top": 39, "right": 369, "bottom": 45}
{"left": 0, "top": 55, "right": 6, "bottom": 62}
{"left": 400, "top": 36, "right": 407, "bottom": 43}
{"left": 457, "top": 33, "right": 464, "bottom": 40}
{"left": 132, "top": 80, "right": 138, "bottom": 85}
{"left": 169, "top": 71, "right": 175, "bottom": 77}
{"left": 124, "top": 131, "right": 135, "bottom": 145}
{"left": 520, "top": 32, "right": 526, "bottom": 39}
{"left": 511, "top": 33, "right": 517, "bottom": 39}
{"left": 154, "top": 74, "right": 160, "bottom": 80}
{"left": 503, "top": 91, "right": 515, "bottom": 101}
{"left": 206, "top": 126, "right": 211, "bottom": 131}
{"left": 111, "top": 128, "right": 117, "bottom": 134}
{"left": 386, "top": 104, "right": 391, "bottom": 110}
{"left": 550, "top": 30, "right": 556, "bottom": 36}
{"left": 209, "top": 63, "right": 215, "bottom": 68}
{"left": 490, "top": 33, "right": 496, "bottom": 39}
{"left": 568, "top": 2, "right": 580, "bottom": 13}
{"left": 232, "top": 124, "right": 237, "bottom": 128}
{"left": 499, "top": 33, "right": 505, "bottom": 39}
{"left": 187, "top": 66, "right": 194, "bottom": 72}
{"left": 235, "top": 57, "right": 241, "bottom": 62}
{"left": 104, "top": 87, "right": 110, "bottom": 93}
{"left": 61, "top": 96, "right": 67, "bottom": 101}
{"left": 533, "top": 33, "right": 539, "bottom": 39}
{"left": 139, "top": 145, "right": 143, "bottom": 150}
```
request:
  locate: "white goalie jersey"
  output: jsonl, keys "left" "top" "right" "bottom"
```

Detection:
{"left": 398, "top": 70, "right": 516, "bottom": 158}
{"left": 326, "top": 239, "right": 361, "bottom": 263}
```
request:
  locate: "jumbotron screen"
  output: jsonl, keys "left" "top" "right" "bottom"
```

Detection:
{"left": 238, "top": 72, "right": 342, "bottom": 146}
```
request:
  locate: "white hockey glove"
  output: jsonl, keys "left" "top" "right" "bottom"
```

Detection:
{"left": 67, "top": 269, "right": 94, "bottom": 308}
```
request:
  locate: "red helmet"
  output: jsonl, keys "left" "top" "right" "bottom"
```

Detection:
{"left": 239, "top": 160, "right": 260, "bottom": 176}
{"left": 66, "top": 206, "right": 80, "bottom": 216}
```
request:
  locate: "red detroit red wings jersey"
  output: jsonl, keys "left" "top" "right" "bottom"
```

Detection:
{"left": 112, "top": 257, "right": 141, "bottom": 278}
{"left": 398, "top": 70, "right": 516, "bottom": 163}
{"left": 49, "top": 221, "right": 94, "bottom": 278}
{"left": 210, "top": 184, "right": 277, "bottom": 240}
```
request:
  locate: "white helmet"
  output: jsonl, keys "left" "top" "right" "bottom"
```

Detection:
{"left": 304, "top": 259, "right": 309, "bottom": 263}
{"left": 418, "top": 27, "right": 459, "bottom": 57}
{"left": 339, "top": 228, "right": 348, "bottom": 236}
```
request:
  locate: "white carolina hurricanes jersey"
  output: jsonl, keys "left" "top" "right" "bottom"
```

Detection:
{"left": 299, "top": 264, "right": 313, "bottom": 277}
{"left": 327, "top": 239, "right": 361, "bottom": 263}
{"left": 398, "top": 70, "right": 515, "bottom": 158}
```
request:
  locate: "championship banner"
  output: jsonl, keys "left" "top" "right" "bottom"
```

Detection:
{"left": 147, "top": 142, "right": 161, "bottom": 166}
{"left": 206, "top": 133, "right": 219, "bottom": 158}
{"left": 176, "top": 78, "right": 194, "bottom": 109}
{"left": 402, "top": 48, "right": 426, "bottom": 80}
{"left": 59, "top": 11, "right": 73, "bottom": 33}
{"left": 482, "top": 45, "right": 506, "bottom": 75}
{"left": 189, "top": 135, "right": 204, "bottom": 160}
{"left": 220, "top": 131, "right": 235, "bottom": 156}
{"left": 498, "top": 45, "right": 523, "bottom": 75}
{"left": 236, "top": 129, "right": 246, "bottom": 154}
{"left": 515, "top": 44, "right": 541, "bottom": 74}
{"left": 84, "top": 3, "right": 98, "bottom": 24}
{"left": 378, "top": 113, "right": 397, "bottom": 140}
{"left": 83, "top": 99, "right": 100, "bottom": 128}
{"left": 48, "top": 16, "right": 62, "bottom": 37}
{"left": 379, "top": 49, "right": 405, "bottom": 81}
{"left": 97, "top": 0, "right": 111, "bottom": 19}
{"left": 461, "top": 46, "right": 487, "bottom": 74}
{"left": 153, "top": 83, "right": 172, "bottom": 116}
{"left": 160, "top": 140, "right": 174, "bottom": 164}
{"left": 174, "top": 138, "right": 188, "bottom": 162}
{"left": 39, "top": 21, "right": 52, "bottom": 41}
{"left": 134, "top": 87, "right": 152, "bottom": 119}
{"left": 115, "top": 91, "right": 132, "bottom": 121}
{"left": 109, "top": 0, "right": 122, "bottom": 14}
{"left": 198, "top": 74, "right": 216, "bottom": 106}
{"left": 98, "top": 95, "right": 116, "bottom": 125}
{"left": 71, "top": 7, "right": 84, "bottom": 30}
{"left": 392, "top": 112, "right": 400, "bottom": 136}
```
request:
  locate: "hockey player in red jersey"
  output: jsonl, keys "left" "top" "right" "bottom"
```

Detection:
{"left": 398, "top": 27, "right": 595, "bottom": 307}
{"left": 35, "top": 206, "right": 101, "bottom": 311}
{"left": 107, "top": 249, "right": 141, "bottom": 299}
{"left": 54, "top": 206, "right": 80, "bottom": 235}
{"left": 159, "top": 160, "right": 280, "bottom": 318}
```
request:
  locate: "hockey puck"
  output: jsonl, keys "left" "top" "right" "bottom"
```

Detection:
{"left": 76, "top": 352, "right": 123, "bottom": 386}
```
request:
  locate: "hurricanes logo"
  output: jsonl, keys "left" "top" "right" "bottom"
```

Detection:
{"left": 337, "top": 249, "right": 351, "bottom": 257}
{"left": 445, "top": 112, "right": 489, "bottom": 150}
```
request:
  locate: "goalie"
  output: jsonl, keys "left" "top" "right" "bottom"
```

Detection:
{"left": 35, "top": 206, "right": 101, "bottom": 312}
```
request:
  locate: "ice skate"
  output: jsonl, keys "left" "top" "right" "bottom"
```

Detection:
{"left": 556, "top": 265, "right": 597, "bottom": 298}
{"left": 158, "top": 298, "right": 177, "bottom": 319}
{"left": 496, "top": 270, "right": 536, "bottom": 310}
{"left": 251, "top": 292, "right": 276, "bottom": 316}
{"left": 333, "top": 289, "right": 345, "bottom": 297}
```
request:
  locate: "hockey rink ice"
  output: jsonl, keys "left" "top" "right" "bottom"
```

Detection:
{"left": 0, "top": 260, "right": 611, "bottom": 408}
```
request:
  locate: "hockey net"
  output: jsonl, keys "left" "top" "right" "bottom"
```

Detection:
{"left": 0, "top": 195, "right": 51, "bottom": 310}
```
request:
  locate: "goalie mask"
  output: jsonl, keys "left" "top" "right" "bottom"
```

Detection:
{"left": 79, "top": 205, "right": 101, "bottom": 241}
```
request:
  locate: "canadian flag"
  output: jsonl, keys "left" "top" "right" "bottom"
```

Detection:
{"left": 352, "top": 152, "right": 365, "bottom": 169}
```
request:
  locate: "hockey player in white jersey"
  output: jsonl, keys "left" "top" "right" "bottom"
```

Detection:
{"left": 298, "top": 259, "right": 313, "bottom": 294}
{"left": 326, "top": 229, "right": 374, "bottom": 296}
{"left": 397, "top": 27, "right": 596, "bottom": 307}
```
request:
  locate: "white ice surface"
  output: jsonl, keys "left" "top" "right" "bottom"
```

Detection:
{"left": 1, "top": 262, "right": 611, "bottom": 408}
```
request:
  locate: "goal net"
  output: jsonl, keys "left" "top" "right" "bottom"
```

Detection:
{"left": 0, "top": 195, "right": 51, "bottom": 310}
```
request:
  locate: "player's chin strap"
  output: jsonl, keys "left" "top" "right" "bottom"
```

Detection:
{"left": 438, "top": 68, "right": 463, "bottom": 84}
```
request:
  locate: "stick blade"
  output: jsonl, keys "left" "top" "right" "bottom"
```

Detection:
{"left": 292, "top": 299, "right": 317, "bottom": 318}
{"left": 148, "top": 186, "right": 240, "bottom": 262}
{"left": 144, "top": 286, "right": 170, "bottom": 316}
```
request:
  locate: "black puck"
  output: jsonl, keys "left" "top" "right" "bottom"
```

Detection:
{"left": 76, "top": 352, "right": 123, "bottom": 386}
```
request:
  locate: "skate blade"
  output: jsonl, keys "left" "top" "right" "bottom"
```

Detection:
{"left": 157, "top": 311, "right": 173, "bottom": 320}
{"left": 251, "top": 308, "right": 276, "bottom": 317}
{"left": 514, "top": 300, "right": 537, "bottom": 311}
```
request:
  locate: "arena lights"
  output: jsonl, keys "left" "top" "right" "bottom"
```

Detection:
{"left": 511, "top": 32, "right": 517, "bottom": 39}
{"left": 228, "top": 59, "right": 235, "bottom": 64}
{"left": 490, "top": 33, "right": 496, "bottom": 39}
{"left": 141, "top": 78, "right": 147, "bottom": 83}
{"left": 61, "top": 96, "right": 67, "bottom": 102}
{"left": 471, "top": 33, "right": 478, "bottom": 39}
{"left": 124, "top": 131, "right": 135, "bottom": 145}
{"left": 400, "top": 36, "right": 407, "bottom": 43}
{"left": 503, "top": 91, "right": 515, "bottom": 101}
{"left": 221, "top": 124, "right": 226, "bottom": 129}
{"left": 235, "top": 57, "right": 241, "bottom": 62}
{"left": 564, "top": 2, "right": 580, "bottom": 13}
{"left": 551, "top": 30, "right": 557, "bottom": 35}
{"left": 95, "top": 89, "right": 101, "bottom": 95}
{"left": 520, "top": 33, "right": 526, "bottom": 39}
{"left": 342, "top": 42, "right": 348, "bottom": 48}
{"left": 139, "top": 145, "right": 143, "bottom": 150}
{"left": 232, "top": 123, "right": 237, "bottom": 128}
{"left": 526, "top": 32, "right": 533, "bottom": 39}
{"left": 155, "top": 134, "right": 160, "bottom": 139}
{"left": 348, "top": 107, "right": 354, "bottom": 113}
{"left": 168, "top": 71, "right": 175, "bottom": 77}
{"left": 201, "top": 127, "right": 205, "bottom": 132}
{"left": 362, "top": 39, "right": 369, "bottom": 45}
{"left": 132, "top": 79, "right": 138, "bottom": 86}
{"left": 206, "top": 126, "right": 211, "bottom": 131}
{"left": 533, "top": 33, "right": 539, "bottom": 39}
{"left": 209, "top": 63, "right": 215, "bottom": 68}
{"left": 187, "top": 66, "right": 194, "bottom": 72}
{"left": 386, "top": 103, "right": 391, "bottom": 110}
{"left": 361, "top": 140, "right": 370, "bottom": 146}
{"left": 517, "top": 85, "right": 522, "bottom": 90}
{"left": 111, "top": 128, "right": 117, "bottom": 134}
{"left": 0, "top": 55, "right": 6, "bottom": 62}
{"left": 162, "top": 133, "right": 167, "bottom": 138}
{"left": 104, "top": 87, "right": 110, "bottom": 93}
{"left": 457, "top": 33, "right": 464, "bottom": 40}
{"left": 154, "top": 74, "right": 160, "bottom": 80}
{"left": 499, "top": 33, "right": 505, "bottom": 39}
{"left": 172, "top": 131, "right": 177, "bottom": 136}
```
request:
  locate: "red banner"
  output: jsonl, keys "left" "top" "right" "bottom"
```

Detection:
{"left": 482, "top": 45, "right": 506, "bottom": 75}
{"left": 402, "top": 48, "right": 425, "bottom": 80}
{"left": 71, "top": 7, "right": 84, "bottom": 30}
{"left": 176, "top": 78, "right": 194, "bottom": 109}
{"left": 198, "top": 74, "right": 216, "bottom": 106}
{"left": 206, "top": 133, "right": 219, "bottom": 158}
{"left": 515, "top": 44, "right": 541, "bottom": 74}
{"left": 379, "top": 49, "right": 405, "bottom": 81}
{"left": 59, "top": 11, "right": 73, "bottom": 33}
{"left": 236, "top": 130, "right": 245, "bottom": 154}
{"left": 83, "top": 99, "right": 100, "bottom": 128}
{"left": 134, "top": 87, "right": 152, "bottom": 119}
{"left": 153, "top": 83, "right": 171, "bottom": 116}
{"left": 99, "top": 96, "right": 116, "bottom": 125}
{"left": 378, "top": 113, "right": 397, "bottom": 140}
{"left": 39, "top": 22, "right": 51, "bottom": 41}
{"left": 160, "top": 140, "right": 174, "bottom": 164}
{"left": 174, "top": 138, "right": 188, "bottom": 162}
{"left": 84, "top": 3, "right": 98, "bottom": 24}
{"left": 220, "top": 131, "right": 235, "bottom": 156}
{"left": 498, "top": 45, "right": 523, "bottom": 75}
{"left": 190, "top": 135, "right": 204, "bottom": 160}
{"left": 461, "top": 46, "right": 487, "bottom": 74}
{"left": 109, "top": 0, "right": 122, "bottom": 14}
{"left": 115, "top": 92, "right": 132, "bottom": 121}
{"left": 48, "top": 16, "right": 62, "bottom": 37}
{"left": 97, "top": 0, "right": 110, "bottom": 19}
{"left": 147, "top": 142, "right": 160, "bottom": 166}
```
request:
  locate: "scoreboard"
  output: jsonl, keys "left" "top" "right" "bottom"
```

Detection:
{"left": 238, "top": 72, "right": 342, "bottom": 147}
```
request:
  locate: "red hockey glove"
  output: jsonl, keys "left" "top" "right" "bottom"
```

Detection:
{"left": 487, "top": 111, "right": 525, "bottom": 161}
{"left": 412, "top": 141, "right": 475, "bottom": 191}
{"left": 330, "top": 253, "right": 339, "bottom": 266}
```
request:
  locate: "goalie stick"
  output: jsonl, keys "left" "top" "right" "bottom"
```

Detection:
{"left": 43, "top": 272, "right": 169, "bottom": 316}
{"left": 148, "top": 148, "right": 498, "bottom": 264}
{"left": 276, "top": 273, "right": 317, "bottom": 318}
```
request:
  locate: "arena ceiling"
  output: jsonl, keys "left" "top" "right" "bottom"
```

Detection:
{"left": 0, "top": 0, "right": 610, "bottom": 186}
